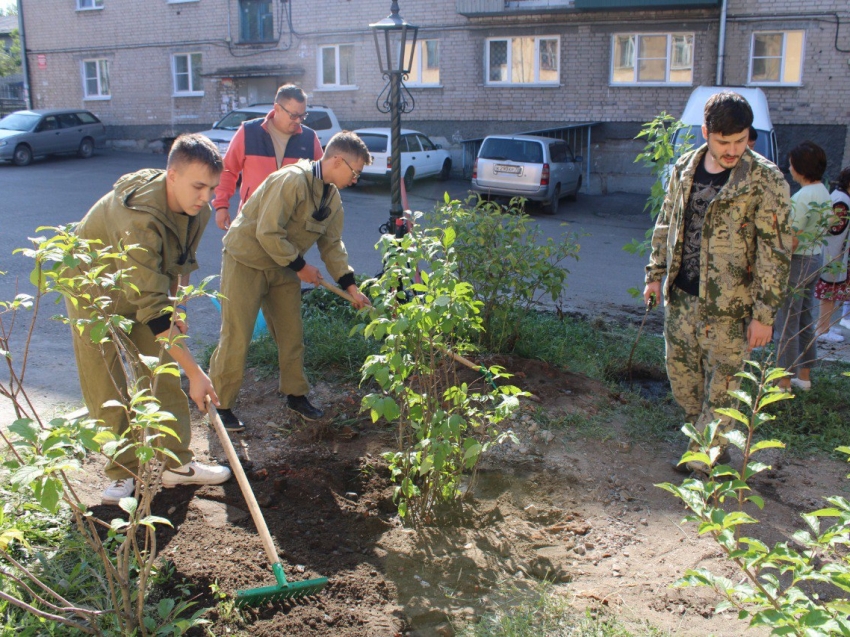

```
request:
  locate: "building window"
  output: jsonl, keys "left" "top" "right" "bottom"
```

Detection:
{"left": 76, "top": 0, "right": 103, "bottom": 10}
{"left": 611, "top": 33, "right": 694, "bottom": 85}
{"left": 240, "top": 0, "right": 274, "bottom": 43}
{"left": 82, "top": 59, "right": 110, "bottom": 99}
{"left": 404, "top": 39, "right": 440, "bottom": 86}
{"left": 749, "top": 31, "right": 804, "bottom": 85}
{"left": 486, "top": 36, "right": 559, "bottom": 85}
{"left": 318, "top": 44, "right": 355, "bottom": 89}
{"left": 172, "top": 53, "right": 203, "bottom": 96}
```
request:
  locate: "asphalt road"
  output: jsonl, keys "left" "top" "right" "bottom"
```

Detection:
{"left": 0, "top": 150, "right": 652, "bottom": 423}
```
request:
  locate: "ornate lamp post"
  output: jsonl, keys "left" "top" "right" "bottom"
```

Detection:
{"left": 370, "top": 1, "right": 418, "bottom": 238}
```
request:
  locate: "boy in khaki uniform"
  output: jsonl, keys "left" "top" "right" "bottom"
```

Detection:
{"left": 67, "top": 134, "right": 233, "bottom": 505}
{"left": 210, "top": 132, "right": 371, "bottom": 429}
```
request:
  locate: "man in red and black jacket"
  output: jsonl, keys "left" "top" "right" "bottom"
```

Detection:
{"left": 213, "top": 84, "right": 323, "bottom": 231}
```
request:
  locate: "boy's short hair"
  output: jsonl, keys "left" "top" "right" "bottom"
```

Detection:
{"left": 788, "top": 141, "right": 827, "bottom": 182}
{"left": 704, "top": 92, "right": 754, "bottom": 136}
{"left": 325, "top": 131, "right": 372, "bottom": 165}
{"left": 276, "top": 84, "right": 307, "bottom": 104}
{"left": 167, "top": 134, "right": 223, "bottom": 173}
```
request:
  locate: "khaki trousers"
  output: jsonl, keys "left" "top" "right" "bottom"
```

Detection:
{"left": 66, "top": 299, "right": 193, "bottom": 480}
{"left": 209, "top": 252, "right": 310, "bottom": 408}
{"left": 664, "top": 286, "right": 747, "bottom": 448}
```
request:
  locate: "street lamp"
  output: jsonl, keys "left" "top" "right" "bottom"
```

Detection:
{"left": 370, "top": 1, "right": 418, "bottom": 238}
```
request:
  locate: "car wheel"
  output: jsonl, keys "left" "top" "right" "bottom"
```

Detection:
{"left": 566, "top": 175, "right": 582, "bottom": 202}
{"left": 12, "top": 144, "right": 32, "bottom": 167}
{"left": 542, "top": 185, "right": 560, "bottom": 215}
{"left": 78, "top": 137, "right": 95, "bottom": 159}
{"left": 403, "top": 168, "right": 414, "bottom": 192}
{"left": 439, "top": 159, "right": 451, "bottom": 181}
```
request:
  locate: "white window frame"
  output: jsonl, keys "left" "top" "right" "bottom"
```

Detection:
{"left": 167, "top": 0, "right": 199, "bottom": 4}
{"left": 748, "top": 31, "right": 805, "bottom": 86}
{"left": 82, "top": 58, "right": 110, "bottom": 100}
{"left": 609, "top": 33, "right": 694, "bottom": 86}
{"left": 485, "top": 36, "right": 560, "bottom": 86}
{"left": 171, "top": 53, "right": 203, "bottom": 97}
{"left": 76, "top": 0, "right": 103, "bottom": 10}
{"left": 316, "top": 44, "right": 356, "bottom": 90}
{"left": 404, "top": 39, "right": 441, "bottom": 87}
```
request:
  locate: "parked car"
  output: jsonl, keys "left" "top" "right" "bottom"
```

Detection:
{"left": 354, "top": 128, "right": 452, "bottom": 189}
{"left": 199, "top": 104, "right": 342, "bottom": 155}
{"left": 471, "top": 135, "right": 582, "bottom": 214}
{"left": 0, "top": 108, "right": 107, "bottom": 167}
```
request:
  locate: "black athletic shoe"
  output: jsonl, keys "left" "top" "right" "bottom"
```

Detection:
{"left": 217, "top": 408, "right": 245, "bottom": 432}
{"left": 287, "top": 395, "right": 324, "bottom": 421}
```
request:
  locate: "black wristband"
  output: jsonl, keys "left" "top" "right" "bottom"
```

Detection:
{"left": 146, "top": 313, "right": 173, "bottom": 335}
{"left": 287, "top": 256, "right": 307, "bottom": 272}
{"left": 337, "top": 272, "right": 356, "bottom": 290}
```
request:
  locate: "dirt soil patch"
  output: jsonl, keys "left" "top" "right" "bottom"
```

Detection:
{"left": 73, "top": 355, "right": 850, "bottom": 636}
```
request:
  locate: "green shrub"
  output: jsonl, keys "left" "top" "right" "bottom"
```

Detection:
{"left": 431, "top": 196, "right": 580, "bottom": 352}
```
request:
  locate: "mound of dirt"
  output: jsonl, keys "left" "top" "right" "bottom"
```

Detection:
{"left": 73, "top": 355, "right": 848, "bottom": 636}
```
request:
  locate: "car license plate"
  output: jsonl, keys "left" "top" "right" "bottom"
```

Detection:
{"left": 494, "top": 164, "right": 522, "bottom": 175}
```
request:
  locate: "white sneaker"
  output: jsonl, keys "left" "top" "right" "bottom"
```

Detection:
{"left": 817, "top": 329, "right": 845, "bottom": 343}
{"left": 162, "top": 461, "right": 231, "bottom": 488}
{"left": 102, "top": 478, "right": 135, "bottom": 505}
{"left": 841, "top": 318, "right": 850, "bottom": 331}
{"left": 790, "top": 378, "right": 812, "bottom": 392}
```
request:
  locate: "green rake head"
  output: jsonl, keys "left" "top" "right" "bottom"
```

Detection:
{"left": 235, "top": 563, "right": 328, "bottom": 607}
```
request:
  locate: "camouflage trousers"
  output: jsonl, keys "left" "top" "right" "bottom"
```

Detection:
{"left": 664, "top": 286, "right": 748, "bottom": 450}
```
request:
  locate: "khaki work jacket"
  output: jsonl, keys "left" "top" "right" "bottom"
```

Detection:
{"left": 74, "top": 169, "right": 208, "bottom": 326}
{"left": 223, "top": 160, "right": 354, "bottom": 282}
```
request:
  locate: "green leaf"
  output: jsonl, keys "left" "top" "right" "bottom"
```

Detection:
{"left": 158, "top": 597, "right": 176, "bottom": 620}
{"left": 758, "top": 391, "right": 794, "bottom": 409}
{"left": 9, "top": 419, "right": 39, "bottom": 444}
{"left": 750, "top": 440, "right": 785, "bottom": 453}
{"left": 119, "top": 496, "right": 138, "bottom": 516}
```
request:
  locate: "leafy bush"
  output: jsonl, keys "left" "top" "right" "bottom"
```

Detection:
{"left": 357, "top": 226, "right": 522, "bottom": 524}
{"left": 658, "top": 361, "right": 850, "bottom": 636}
{"left": 431, "top": 196, "right": 580, "bottom": 352}
{"left": 0, "top": 226, "right": 210, "bottom": 635}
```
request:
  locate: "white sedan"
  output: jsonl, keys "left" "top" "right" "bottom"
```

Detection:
{"left": 354, "top": 128, "right": 452, "bottom": 189}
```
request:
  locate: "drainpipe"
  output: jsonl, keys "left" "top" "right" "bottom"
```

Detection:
{"left": 17, "top": 0, "right": 31, "bottom": 109}
{"left": 715, "top": 0, "right": 727, "bottom": 86}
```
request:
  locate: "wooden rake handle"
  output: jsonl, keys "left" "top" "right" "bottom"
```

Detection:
{"left": 207, "top": 402, "right": 280, "bottom": 568}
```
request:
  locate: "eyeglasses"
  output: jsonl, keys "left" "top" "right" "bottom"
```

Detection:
{"left": 277, "top": 103, "right": 308, "bottom": 121}
{"left": 341, "top": 157, "right": 361, "bottom": 180}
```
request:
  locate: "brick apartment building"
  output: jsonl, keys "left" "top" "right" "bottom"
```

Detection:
{"left": 17, "top": 0, "right": 850, "bottom": 193}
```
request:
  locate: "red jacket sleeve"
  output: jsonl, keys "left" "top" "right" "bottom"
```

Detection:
{"left": 212, "top": 125, "right": 247, "bottom": 211}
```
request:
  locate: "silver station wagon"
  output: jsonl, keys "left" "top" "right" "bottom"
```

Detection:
{"left": 471, "top": 134, "right": 583, "bottom": 214}
{"left": 0, "top": 108, "right": 107, "bottom": 166}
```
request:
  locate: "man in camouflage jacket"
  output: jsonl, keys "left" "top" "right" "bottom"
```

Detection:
{"left": 644, "top": 91, "right": 792, "bottom": 473}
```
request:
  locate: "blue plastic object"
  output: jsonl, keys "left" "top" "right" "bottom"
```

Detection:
{"left": 208, "top": 297, "right": 268, "bottom": 340}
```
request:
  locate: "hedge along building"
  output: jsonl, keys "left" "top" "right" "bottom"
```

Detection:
{"left": 17, "top": 0, "right": 850, "bottom": 194}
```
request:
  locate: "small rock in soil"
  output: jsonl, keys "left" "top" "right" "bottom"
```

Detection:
{"left": 256, "top": 494, "right": 272, "bottom": 508}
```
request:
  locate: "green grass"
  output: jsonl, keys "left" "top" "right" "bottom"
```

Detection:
{"left": 760, "top": 360, "right": 850, "bottom": 456}
{"left": 455, "top": 581, "right": 670, "bottom": 637}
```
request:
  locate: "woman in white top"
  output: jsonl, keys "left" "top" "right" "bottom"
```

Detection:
{"left": 815, "top": 166, "right": 850, "bottom": 342}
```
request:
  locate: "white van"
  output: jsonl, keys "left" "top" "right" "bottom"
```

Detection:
{"left": 672, "top": 86, "right": 778, "bottom": 165}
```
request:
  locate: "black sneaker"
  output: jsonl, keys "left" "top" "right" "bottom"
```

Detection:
{"left": 217, "top": 408, "right": 245, "bottom": 432}
{"left": 287, "top": 395, "right": 324, "bottom": 421}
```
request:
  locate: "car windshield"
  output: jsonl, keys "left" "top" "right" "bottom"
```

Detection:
{"left": 214, "top": 111, "right": 264, "bottom": 131}
{"left": 359, "top": 134, "right": 388, "bottom": 154}
{"left": 0, "top": 113, "right": 40, "bottom": 132}
{"left": 480, "top": 138, "right": 543, "bottom": 164}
